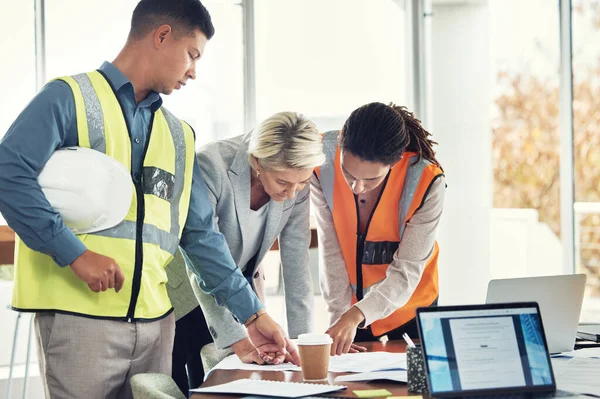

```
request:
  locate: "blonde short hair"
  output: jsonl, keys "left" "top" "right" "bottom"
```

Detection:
{"left": 247, "top": 112, "right": 325, "bottom": 171}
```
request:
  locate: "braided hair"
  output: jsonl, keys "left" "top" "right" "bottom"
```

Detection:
{"left": 340, "top": 102, "right": 441, "bottom": 168}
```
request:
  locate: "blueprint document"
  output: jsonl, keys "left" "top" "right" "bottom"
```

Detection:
{"left": 551, "top": 357, "right": 600, "bottom": 397}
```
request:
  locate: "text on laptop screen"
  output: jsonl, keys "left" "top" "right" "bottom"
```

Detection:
{"left": 418, "top": 307, "right": 553, "bottom": 394}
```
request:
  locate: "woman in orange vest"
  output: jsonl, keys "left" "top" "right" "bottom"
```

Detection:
{"left": 312, "top": 102, "right": 445, "bottom": 355}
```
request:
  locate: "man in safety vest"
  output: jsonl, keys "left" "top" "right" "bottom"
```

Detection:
{"left": 312, "top": 102, "right": 446, "bottom": 355}
{"left": 0, "top": 1, "right": 297, "bottom": 397}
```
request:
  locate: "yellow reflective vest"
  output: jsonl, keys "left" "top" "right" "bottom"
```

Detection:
{"left": 12, "top": 71, "right": 195, "bottom": 321}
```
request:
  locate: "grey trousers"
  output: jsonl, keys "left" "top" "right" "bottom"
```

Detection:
{"left": 35, "top": 312, "right": 175, "bottom": 399}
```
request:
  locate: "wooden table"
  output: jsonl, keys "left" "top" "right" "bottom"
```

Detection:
{"left": 191, "top": 340, "right": 425, "bottom": 398}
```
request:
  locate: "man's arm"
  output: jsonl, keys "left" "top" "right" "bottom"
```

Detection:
{"left": 179, "top": 158, "right": 264, "bottom": 324}
{"left": 184, "top": 153, "right": 249, "bottom": 348}
{"left": 180, "top": 158, "right": 300, "bottom": 365}
{"left": 0, "top": 81, "right": 86, "bottom": 266}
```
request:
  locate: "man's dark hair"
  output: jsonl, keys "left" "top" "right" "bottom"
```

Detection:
{"left": 129, "top": 0, "right": 215, "bottom": 40}
{"left": 340, "top": 102, "right": 440, "bottom": 167}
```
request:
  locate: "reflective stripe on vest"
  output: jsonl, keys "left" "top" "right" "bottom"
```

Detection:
{"left": 316, "top": 130, "right": 442, "bottom": 336}
{"left": 320, "top": 130, "right": 428, "bottom": 241}
{"left": 11, "top": 70, "right": 195, "bottom": 320}
{"left": 71, "top": 73, "right": 106, "bottom": 153}
{"left": 319, "top": 131, "right": 338, "bottom": 213}
{"left": 71, "top": 73, "right": 186, "bottom": 256}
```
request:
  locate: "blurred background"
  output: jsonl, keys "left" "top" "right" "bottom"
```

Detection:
{"left": 1, "top": 0, "right": 599, "bottom": 396}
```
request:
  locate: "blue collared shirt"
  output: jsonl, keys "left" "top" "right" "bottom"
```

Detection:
{"left": 0, "top": 62, "right": 262, "bottom": 323}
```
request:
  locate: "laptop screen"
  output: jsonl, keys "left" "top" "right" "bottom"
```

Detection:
{"left": 416, "top": 302, "right": 555, "bottom": 397}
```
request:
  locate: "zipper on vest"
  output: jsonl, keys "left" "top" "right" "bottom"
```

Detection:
{"left": 97, "top": 69, "right": 156, "bottom": 322}
{"left": 125, "top": 113, "right": 155, "bottom": 321}
{"left": 354, "top": 173, "right": 391, "bottom": 301}
{"left": 126, "top": 178, "right": 145, "bottom": 320}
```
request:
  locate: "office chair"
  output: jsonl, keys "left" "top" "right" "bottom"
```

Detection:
{"left": 130, "top": 373, "right": 186, "bottom": 399}
{"left": 200, "top": 343, "right": 233, "bottom": 377}
{"left": 6, "top": 307, "right": 35, "bottom": 399}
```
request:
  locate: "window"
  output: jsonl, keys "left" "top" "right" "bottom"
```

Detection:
{"left": 0, "top": 1, "right": 36, "bottom": 139}
{"left": 572, "top": 0, "right": 600, "bottom": 322}
{"left": 254, "top": 0, "right": 407, "bottom": 131}
{"left": 46, "top": 0, "right": 138, "bottom": 78}
{"left": 45, "top": 0, "right": 244, "bottom": 149}
{"left": 253, "top": 0, "right": 407, "bottom": 332}
{"left": 490, "top": 0, "right": 562, "bottom": 280}
{"left": 162, "top": 1, "right": 244, "bottom": 147}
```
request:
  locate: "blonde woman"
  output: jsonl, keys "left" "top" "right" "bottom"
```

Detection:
{"left": 168, "top": 111, "right": 324, "bottom": 389}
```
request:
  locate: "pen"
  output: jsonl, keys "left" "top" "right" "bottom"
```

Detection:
{"left": 402, "top": 332, "right": 416, "bottom": 348}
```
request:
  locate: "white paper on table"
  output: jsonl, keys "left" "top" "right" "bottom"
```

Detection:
{"left": 328, "top": 351, "right": 407, "bottom": 372}
{"left": 551, "top": 357, "right": 600, "bottom": 397}
{"left": 334, "top": 370, "right": 407, "bottom": 383}
{"left": 190, "top": 379, "right": 347, "bottom": 397}
{"left": 208, "top": 351, "right": 407, "bottom": 376}
{"left": 209, "top": 354, "right": 301, "bottom": 374}
{"left": 551, "top": 347, "right": 600, "bottom": 359}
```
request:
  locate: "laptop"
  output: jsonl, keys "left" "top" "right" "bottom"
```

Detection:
{"left": 416, "top": 302, "right": 582, "bottom": 398}
{"left": 486, "top": 274, "right": 587, "bottom": 354}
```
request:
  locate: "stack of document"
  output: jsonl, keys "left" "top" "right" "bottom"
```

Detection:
{"left": 333, "top": 370, "right": 407, "bottom": 383}
{"left": 329, "top": 351, "right": 407, "bottom": 373}
{"left": 551, "top": 348, "right": 600, "bottom": 397}
{"left": 552, "top": 347, "right": 600, "bottom": 359}
{"left": 207, "top": 351, "right": 407, "bottom": 381}
{"left": 190, "top": 379, "right": 347, "bottom": 397}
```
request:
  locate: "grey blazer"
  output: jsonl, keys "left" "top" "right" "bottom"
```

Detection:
{"left": 173, "top": 134, "right": 314, "bottom": 349}
{"left": 165, "top": 248, "right": 199, "bottom": 321}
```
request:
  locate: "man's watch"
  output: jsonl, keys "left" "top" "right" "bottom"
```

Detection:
{"left": 244, "top": 308, "right": 267, "bottom": 327}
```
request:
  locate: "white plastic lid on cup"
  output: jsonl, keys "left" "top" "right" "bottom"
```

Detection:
{"left": 297, "top": 333, "right": 333, "bottom": 345}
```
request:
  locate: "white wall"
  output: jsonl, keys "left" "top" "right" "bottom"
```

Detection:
{"left": 430, "top": 1, "right": 492, "bottom": 305}
{"left": 490, "top": 209, "right": 563, "bottom": 279}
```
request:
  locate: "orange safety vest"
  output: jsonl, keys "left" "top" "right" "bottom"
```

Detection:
{"left": 315, "top": 130, "right": 443, "bottom": 336}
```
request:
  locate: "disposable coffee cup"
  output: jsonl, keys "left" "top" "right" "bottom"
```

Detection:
{"left": 297, "top": 333, "right": 333, "bottom": 381}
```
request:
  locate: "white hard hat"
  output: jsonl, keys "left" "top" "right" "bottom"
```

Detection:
{"left": 38, "top": 147, "right": 133, "bottom": 234}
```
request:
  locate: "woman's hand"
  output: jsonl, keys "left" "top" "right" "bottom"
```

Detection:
{"left": 246, "top": 313, "right": 301, "bottom": 365}
{"left": 349, "top": 343, "right": 368, "bottom": 353}
{"left": 231, "top": 338, "right": 264, "bottom": 364}
{"left": 325, "top": 307, "right": 366, "bottom": 356}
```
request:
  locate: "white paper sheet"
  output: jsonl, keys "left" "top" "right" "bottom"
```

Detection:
{"left": 190, "top": 379, "right": 346, "bottom": 397}
{"left": 334, "top": 370, "right": 407, "bottom": 383}
{"left": 208, "top": 354, "right": 302, "bottom": 374}
{"left": 552, "top": 347, "right": 600, "bottom": 359}
{"left": 328, "top": 351, "right": 407, "bottom": 372}
{"left": 208, "top": 351, "right": 407, "bottom": 376}
{"left": 551, "top": 357, "right": 600, "bottom": 397}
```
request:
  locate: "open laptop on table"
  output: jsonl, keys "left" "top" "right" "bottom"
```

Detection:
{"left": 486, "top": 274, "right": 587, "bottom": 354}
{"left": 416, "top": 302, "right": 584, "bottom": 398}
